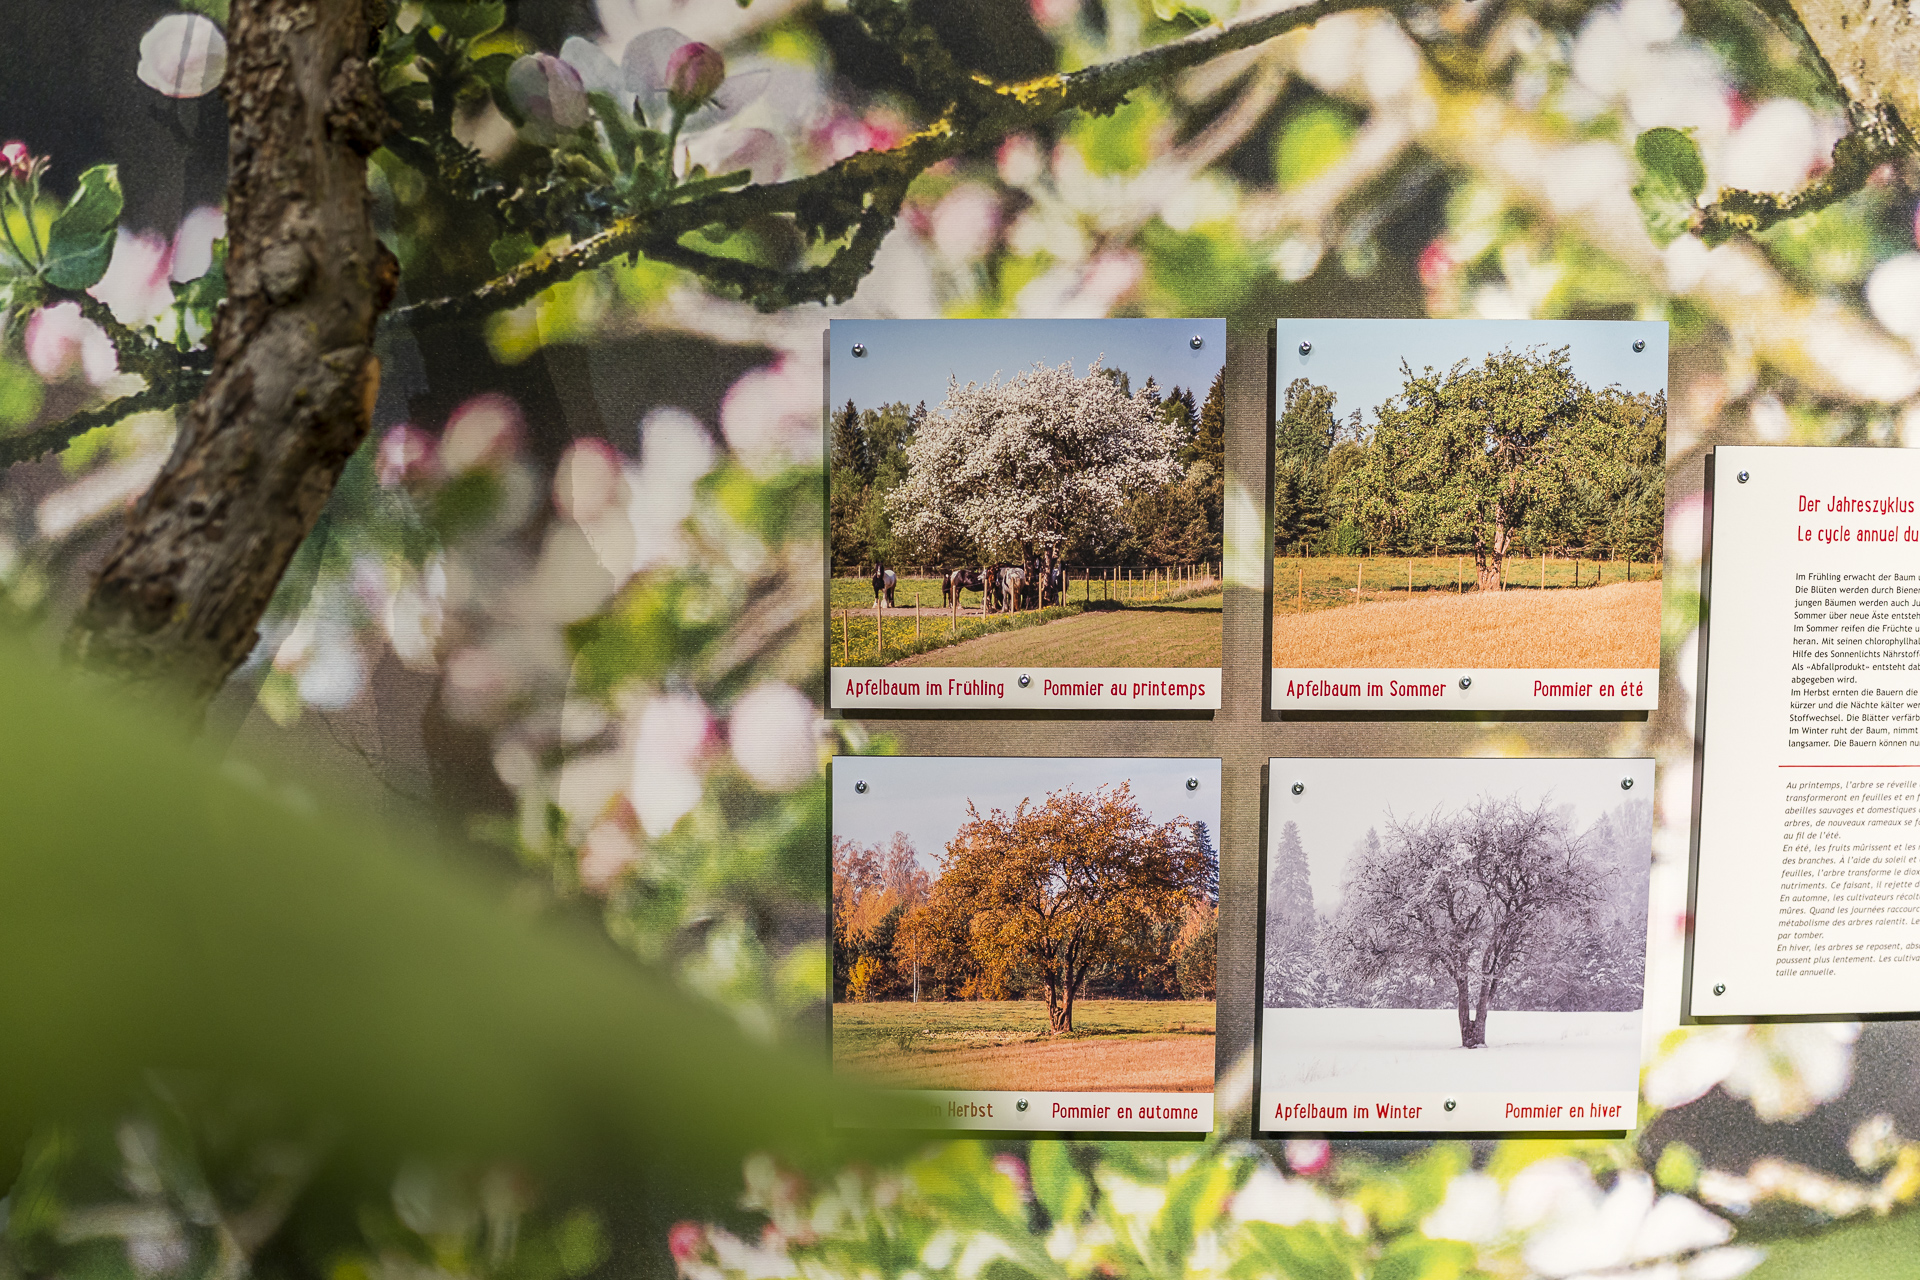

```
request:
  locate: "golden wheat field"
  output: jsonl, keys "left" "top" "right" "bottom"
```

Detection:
{"left": 1271, "top": 579, "right": 1663, "bottom": 668}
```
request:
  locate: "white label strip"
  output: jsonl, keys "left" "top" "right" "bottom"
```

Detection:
{"left": 1258, "top": 1089, "right": 1635, "bottom": 1133}
{"left": 1270, "top": 668, "right": 1658, "bottom": 711}
{"left": 832, "top": 666, "right": 1221, "bottom": 710}
{"left": 837, "top": 1089, "right": 1213, "bottom": 1133}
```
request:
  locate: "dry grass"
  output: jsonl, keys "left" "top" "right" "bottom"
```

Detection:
{"left": 1271, "top": 579, "right": 1662, "bottom": 668}
{"left": 891, "top": 595, "right": 1222, "bottom": 668}
{"left": 841, "top": 1035, "right": 1215, "bottom": 1092}
{"left": 834, "top": 999, "right": 1214, "bottom": 1093}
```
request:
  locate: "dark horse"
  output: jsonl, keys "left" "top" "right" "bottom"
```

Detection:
{"left": 1040, "top": 563, "right": 1066, "bottom": 607}
{"left": 943, "top": 567, "right": 984, "bottom": 607}
{"left": 870, "top": 565, "right": 896, "bottom": 607}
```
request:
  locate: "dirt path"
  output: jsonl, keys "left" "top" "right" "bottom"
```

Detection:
{"left": 892, "top": 597, "right": 1223, "bottom": 668}
{"left": 1271, "top": 579, "right": 1661, "bottom": 668}
{"left": 838, "top": 1033, "right": 1215, "bottom": 1092}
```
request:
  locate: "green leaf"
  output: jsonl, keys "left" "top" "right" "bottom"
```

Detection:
{"left": 41, "top": 164, "right": 122, "bottom": 290}
{"left": 1631, "top": 127, "right": 1705, "bottom": 247}
{"left": 1150, "top": 0, "right": 1223, "bottom": 25}
{"left": 178, "top": 0, "right": 229, "bottom": 24}
{"left": 427, "top": 0, "right": 505, "bottom": 40}
{"left": 1031, "top": 1142, "right": 1090, "bottom": 1225}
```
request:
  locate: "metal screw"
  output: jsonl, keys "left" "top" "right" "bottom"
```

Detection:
{"left": 851, "top": 343, "right": 866, "bottom": 357}
{"left": 1737, "top": 470, "right": 1750, "bottom": 484}
{"left": 1459, "top": 676, "right": 1472, "bottom": 690}
{"left": 1633, "top": 339, "right": 1646, "bottom": 353}
{"left": 1291, "top": 781, "right": 1305, "bottom": 796}
{"left": 1444, "top": 1098, "right": 1457, "bottom": 1112}
{"left": 1190, "top": 334, "right": 1204, "bottom": 350}
{"left": 1018, "top": 673, "right": 1031, "bottom": 688}
{"left": 1621, "top": 777, "right": 1635, "bottom": 791}
{"left": 1713, "top": 983, "right": 1726, "bottom": 996}
{"left": 1016, "top": 1098, "right": 1029, "bottom": 1112}
{"left": 1298, "top": 340, "right": 1312, "bottom": 356}
{"left": 854, "top": 779, "right": 868, "bottom": 794}
{"left": 1186, "top": 777, "right": 1199, "bottom": 791}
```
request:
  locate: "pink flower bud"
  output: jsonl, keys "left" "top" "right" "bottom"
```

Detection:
{"left": 1, "top": 141, "right": 28, "bottom": 180}
{"left": 377, "top": 424, "right": 438, "bottom": 488}
{"left": 665, "top": 42, "right": 726, "bottom": 112}
{"left": 992, "top": 1153, "right": 1032, "bottom": 1203}
{"left": 666, "top": 1222, "right": 707, "bottom": 1264}
{"left": 1283, "top": 1138, "right": 1331, "bottom": 1176}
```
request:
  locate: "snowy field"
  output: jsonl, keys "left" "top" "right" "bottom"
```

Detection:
{"left": 1260, "top": 1007, "right": 1642, "bottom": 1094}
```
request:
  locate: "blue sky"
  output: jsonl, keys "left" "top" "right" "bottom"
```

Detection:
{"left": 833, "top": 755, "right": 1222, "bottom": 874}
{"left": 1274, "top": 319, "right": 1668, "bottom": 429}
{"left": 828, "top": 319, "right": 1227, "bottom": 412}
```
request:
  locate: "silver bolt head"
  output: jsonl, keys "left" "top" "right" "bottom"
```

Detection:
{"left": 1621, "top": 777, "right": 1635, "bottom": 790}
{"left": 1444, "top": 1098, "right": 1457, "bottom": 1112}
{"left": 854, "top": 779, "right": 868, "bottom": 794}
{"left": 1018, "top": 673, "right": 1031, "bottom": 688}
{"left": 851, "top": 343, "right": 867, "bottom": 357}
{"left": 1186, "top": 777, "right": 1199, "bottom": 791}
{"left": 1737, "top": 470, "right": 1750, "bottom": 484}
{"left": 1713, "top": 983, "right": 1727, "bottom": 996}
{"left": 1298, "top": 340, "right": 1312, "bottom": 356}
{"left": 1633, "top": 339, "right": 1646, "bottom": 353}
{"left": 1458, "top": 676, "right": 1472, "bottom": 690}
{"left": 1290, "top": 781, "right": 1305, "bottom": 796}
{"left": 1190, "top": 334, "right": 1204, "bottom": 350}
{"left": 1016, "top": 1098, "right": 1029, "bottom": 1112}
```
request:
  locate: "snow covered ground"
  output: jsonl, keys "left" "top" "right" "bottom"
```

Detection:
{"left": 1261, "top": 1007, "right": 1643, "bottom": 1094}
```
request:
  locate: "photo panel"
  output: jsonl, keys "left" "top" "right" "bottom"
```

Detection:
{"left": 831, "top": 755, "right": 1220, "bottom": 1133}
{"left": 829, "top": 318, "right": 1226, "bottom": 711}
{"left": 1259, "top": 756, "right": 1654, "bottom": 1134}
{"left": 1271, "top": 319, "right": 1666, "bottom": 712}
{"left": 1689, "top": 445, "right": 1920, "bottom": 1020}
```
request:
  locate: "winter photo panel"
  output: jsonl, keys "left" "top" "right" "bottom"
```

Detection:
{"left": 1271, "top": 319, "right": 1666, "bottom": 712}
{"left": 831, "top": 755, "right": 1220, "bottom": 1133}
{"left": 1259, "top": 757, "right": 1654, "bottom": 1133}
{"left": 828, "top": 319, "right": 1225, "bottom": 711}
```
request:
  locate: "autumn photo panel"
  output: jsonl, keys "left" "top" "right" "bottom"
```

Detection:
{"left": 1271, "top": 319, "right": 1667, "bottom": 712}
{"left": 1259, "top": 756, "right": 1654, "bottom": 1134}
{"left": 828, "top": 319, "right": 1225, "bottom": 712}
{"left": 832, "top": 756, "right": 1220, "bottom": 1133}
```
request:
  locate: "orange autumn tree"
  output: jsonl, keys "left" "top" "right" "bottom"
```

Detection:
{"left": 912, "top": 784, "right": 1214, "bottom": 1033}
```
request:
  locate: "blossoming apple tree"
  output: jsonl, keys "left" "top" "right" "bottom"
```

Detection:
{"left": 886, "top": 360, "right": 1179, "bottom": 570}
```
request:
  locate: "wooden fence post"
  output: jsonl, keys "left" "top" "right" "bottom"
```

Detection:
{"left": 840, "top": 609, "right": 847, "bottom": 665}
{"left": 874, "top": 599, "right": 882, "bottom": 663}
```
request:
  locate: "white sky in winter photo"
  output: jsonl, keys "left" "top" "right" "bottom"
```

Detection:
{"left": 1273, "top": 318, "right": 1669, "bottom": 430}
{"left": 834, "top": 756, "right": 1221, "bottom": 873}
{"left": 829, "top": 318, "right": 1226, "bottom": 412}
{"left": 1267, "top": 757, "right": 1654, "bottom": 915}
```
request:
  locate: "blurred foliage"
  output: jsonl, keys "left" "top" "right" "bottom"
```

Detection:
{"left": 2, "top": 0, "right": 1920, "bottom": 1273}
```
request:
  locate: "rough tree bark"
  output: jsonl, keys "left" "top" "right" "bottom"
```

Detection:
{"left": 67, "top": 0, "right": 395, "bottom": 707}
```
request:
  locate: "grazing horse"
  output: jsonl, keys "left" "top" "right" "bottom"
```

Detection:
{"left": 943, "top": 567, "right": 983, "bottom": 607}
{"left": 998, "top": 564, "right": 1027, "bottom": 614}
{"left": 870, "top": 565, "right": 896, "bottom": 608}
{"left": 983, "top": 562, "right": 1004, "bottom": 613}
{"left": 1041, "top": 563, "right": 1066, "bottom": 607}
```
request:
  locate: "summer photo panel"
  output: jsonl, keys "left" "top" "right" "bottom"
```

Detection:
{"left": 832, "top": 755, "right": 1220, "bottom": 1133}
{"left": 829, "top": 318, "right": 1225, "bottom": 711}
{"left": 1259, "top": 756, "right": 1654, "bottom": 1134}
{"left": 1272, "top": 318, "right": 1666, "bottom": 711}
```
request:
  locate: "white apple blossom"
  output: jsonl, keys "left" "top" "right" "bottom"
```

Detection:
{"left": 727, "top": 682, "right": 818, "bottom": 791}
{"left": 630, "top": 693, "right": 714, "bottom": 838}
{"left": 885, "top": 358, "right": 1179, "bottom": 562}
{"left": 136, "top": 14, "right": 226, "bottom": 98}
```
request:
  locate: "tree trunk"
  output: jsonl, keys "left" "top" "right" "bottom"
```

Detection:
{"left": 1453, "top": 977, "right": 1475, "bottom": 1047}
{"left": 68, "top": 0, "right": 394, "bottom": 708}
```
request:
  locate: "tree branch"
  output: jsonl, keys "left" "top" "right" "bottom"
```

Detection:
{"left": 1694, "top": 110, "right": 1911, "bottom": 243}
{"left": 16, "top": 0, "right": 1404, "bottom": 464}
{"left": 392, "top": 0, "right": 1410, "bottom": 326}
